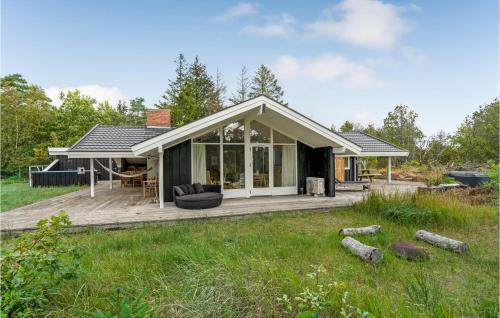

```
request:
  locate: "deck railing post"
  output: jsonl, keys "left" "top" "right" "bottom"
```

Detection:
{"left": 387, "top": 157, "right": 392, "bottom": 184}
{"left": 109, "top": 158, "right": 113, "bottom": 190}
{"left": 90, "top": 159, "right": 95, "bottom": 197}
{"left": 158, "top": 146, "right": 164, "bottom": 208}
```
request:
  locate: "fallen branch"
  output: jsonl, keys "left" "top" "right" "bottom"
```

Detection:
{"left": 415, "top": 230, "right": 468, "bottom": 253}
{"left": 339, "top": 225, "right": 381, "bottom": 236}
{"left": 341, "top": 237, "right": 383, "bottom": 264}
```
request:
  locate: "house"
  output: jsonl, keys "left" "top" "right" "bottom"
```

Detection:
{"left": 41, "top": 95, "right": 408, "bottom": 207}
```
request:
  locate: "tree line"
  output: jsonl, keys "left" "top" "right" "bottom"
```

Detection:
{"left": 334, "top": 100, "right": 499, "bottom": 166}
{"left": 1, "top": 54, "right": 498, "bottom": 177}
{"left": 0, "top": 55, "right": 286, "bottom": 176}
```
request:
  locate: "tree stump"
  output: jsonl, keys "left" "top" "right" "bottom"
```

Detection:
{"left": 341, "top": 236, "right": 383, "bottom": 264}
{"left": 339, "top": 225, "right": 381, "bottom": 236}
{"left": 415, "top": 230, "right": 468, "bottom": 253}
{"left": 391, "top": 241, "right": 430, "bottom": 261}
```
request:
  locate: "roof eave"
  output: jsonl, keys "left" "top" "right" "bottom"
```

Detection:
{"left": 357, "top": 151, "right": 410, "bottom": 157}
{"left": 132, "top": 95, "right": 363, "bottom": 155}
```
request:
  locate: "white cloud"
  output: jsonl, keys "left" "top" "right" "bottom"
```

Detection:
{"left": 305, "top": 0, "right": 413, "bottom": 49}
{"left": 273, "top": 54, "right": 382, "bottom": 88}
{"left": 45, "top": 85, "right": 127, "bottom": 106}
{"left": 214, "top": 2, "right": 257, "bottom": 22}
{"left": 241, "top": 13, "right": 295, "bottom": 38}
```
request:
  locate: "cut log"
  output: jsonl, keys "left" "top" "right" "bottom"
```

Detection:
{"left": 339, "top": 225, "right": 381, "bottom": 236}
{"left": 391, "top": 241, "right": 430, "bottom": 261}
{"left": 341, "top": 236, "right": 383, "bottom": 264}
{"left": 415, "top": 230, "right": 468, "bottom": 253}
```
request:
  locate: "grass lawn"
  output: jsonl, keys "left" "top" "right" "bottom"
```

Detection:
{"left": 0, "top": 178, "right": 84, "bottom": 212}
{"left": 45, "top": 192, "right": 498, "bottom": 317}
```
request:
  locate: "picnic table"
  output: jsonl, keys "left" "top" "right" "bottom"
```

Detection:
{"left": 358, "top": 169, "right": 382, "bottom": 182}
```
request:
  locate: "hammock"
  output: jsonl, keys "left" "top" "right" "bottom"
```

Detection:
{"left": 94, "top": 159, "right": 153, "bottom": 178}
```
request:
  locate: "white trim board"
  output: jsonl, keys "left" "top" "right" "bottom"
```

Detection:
{"left": 66, "top": 152, "right": 144, "bottom": 158}
{"left": 132, "top": 96, "right": 362, "bottom": 156}
{"left": 48, "top": 147, "right": 69, "bottom": 156}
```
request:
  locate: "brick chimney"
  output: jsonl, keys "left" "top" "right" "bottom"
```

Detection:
{"left": 146, "top": 109, "right": 171, "bottom": 128}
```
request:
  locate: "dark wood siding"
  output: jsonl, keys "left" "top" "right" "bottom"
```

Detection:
{"left": 164, "top": 140, "right": 192, "bottom": 202}
{"left": 344, "top": 157, "right": 356, "bottom": 181}
{"left": 52, "top": 156, "right": 120, "bottom": 180}
{"left": 297, "top": 141, "right": 335, "bottom": 197}
{"left": 32, "top": 171, "right": 96, "bottom": 187}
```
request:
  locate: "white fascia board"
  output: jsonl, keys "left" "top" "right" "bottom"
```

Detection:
{"left": 48, "top": 147, "right": 69, "bottom": 156}
{"left": 263, "top": 98, "right": 362, "bottom": 153}
{"left": 132, "top": 99, "right": 263, "bottom": 155}
{"left": 356, "top": 151, "right": 410, "bottom": 157}
{"left": 67, "top": 152, "right": 141, "bottom": 158}
{"left": 132, "top": 95, "right": 362, "bottom": 155}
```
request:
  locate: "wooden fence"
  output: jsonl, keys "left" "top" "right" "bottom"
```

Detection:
{"left": 31, "top": 171, "right": 97, "bottom": 187}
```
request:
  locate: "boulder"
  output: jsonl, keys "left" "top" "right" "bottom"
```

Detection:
{"left": 391, "top": 241, "right": 430, "bottom": 261}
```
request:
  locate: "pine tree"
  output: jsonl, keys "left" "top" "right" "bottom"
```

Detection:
{"left": 157, "top": 53, "right": 189, "bottom": 108}
{"left": 249, "top": 65, "right": 286, "bottom": 105}
{"left": 159, "top": 55, "right": 222, "bottom": 127}
{"left": 189, "top": 56, "right": 218, "bottom": 117}
{"left": 229, "top": 66, "right": 250, "bottom": 105}
{"left": 211, "top": 69, "right": 226, "bottom": 111}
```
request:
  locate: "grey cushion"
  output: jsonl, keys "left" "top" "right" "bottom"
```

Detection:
{"left": 173, "top": 186, "right": 185, "bottom": 196}
{"left": 193, "top": 183, "right": 204, "bottom": 194}
{"left": 185, "top": 184, "right": 195, "bottom": 194}
{"left": 179, "top": 184, "right": 190, "bottom": 195}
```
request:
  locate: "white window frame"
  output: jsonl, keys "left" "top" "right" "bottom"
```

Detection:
{"left": 191, "top": 119, "right": 298, "bottom": 198}
{"left": 344, "top": 157, "right": 350, "bottom": 170}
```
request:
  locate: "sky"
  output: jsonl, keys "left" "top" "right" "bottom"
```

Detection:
{"left": 2, "top": 0, "right": 498, "bottom": 135}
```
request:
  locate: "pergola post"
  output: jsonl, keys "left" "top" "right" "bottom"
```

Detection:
{"left": 109, "top": 158, "right": 113, "bottom": 190}
{"left": 158, "top": 146, "right": 164, "bottom": 208}
{"left": 90, "top": 158, "right": 95, "bottom": 197}
{"left": 387, "top": 156, "right": 392, "bottom": 183}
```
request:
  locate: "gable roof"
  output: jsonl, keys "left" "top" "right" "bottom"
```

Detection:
{"left": 131, "top": 95, "right": 363, "bottom": 155}
{"left": 68, "top": 125, "right": 170, "bottom": 153}
{"left": 336, "top": 131, "right": 409, "bottom": 156}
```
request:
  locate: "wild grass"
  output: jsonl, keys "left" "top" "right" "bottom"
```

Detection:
{"left": 0, "top": 178, "right": 84, "bottom": 212}
{"left": 352, "top": 190, "right": 497, "bottom": 227}
{"left": 40, "top": 192, "right": 499, "bottom": 317}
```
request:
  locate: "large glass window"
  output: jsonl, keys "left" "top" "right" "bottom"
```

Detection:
{"left": 273, "top": 145, "right": 296, "bottom": 187}
{"left": 193, "top": 129, "right": 220, "bottom": 143}
{"left": 250, "top": 121, "right": 270, "bottom": 143}
{"left": 253, "top": 146, "right": 269, "bottom": 188}
{"left": 223, "top": 120, "right": 245, "bottom": 143}
{"left": 223, "top": 145, "right": 245, "bottom": 189}
{"left": 193, "top": 144, "right": 220, "bottom": 185}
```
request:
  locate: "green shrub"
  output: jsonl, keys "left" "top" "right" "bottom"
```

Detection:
{"left": 484, "top": 161, "right": 499, "bottom": 204}
{"left": 75, "top": 290, "right": 154, "bottom": 318}
{"left": 277, "top": 264, "right": 369, "bottom": 318}
{"left": 1, "top": 212, "right": 83, "bottom": 317}
{"left": 404, "top": 272, "right": 454, "bottom": 316}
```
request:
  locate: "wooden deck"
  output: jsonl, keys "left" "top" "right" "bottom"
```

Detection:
{"left": 0, "top": 180, "right": 423, "bottom": 235}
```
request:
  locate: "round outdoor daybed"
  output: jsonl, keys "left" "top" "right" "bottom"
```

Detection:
{"left": 174, "top": 192, "right": 223, "bottom": 209}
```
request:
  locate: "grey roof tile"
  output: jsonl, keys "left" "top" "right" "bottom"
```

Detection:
{"left": 337, "top": 131, "right": 406, "bottom": 153}
{"left": 69, "top": 125, "right": 170, "bottom": 152}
